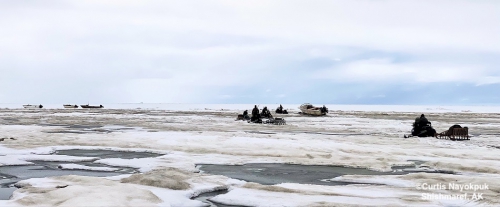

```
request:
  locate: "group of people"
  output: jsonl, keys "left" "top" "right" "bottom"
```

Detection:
{"left": 250, "top": 105, "right": 272, "bottom": 122}
{"left": 242, "top": 110, "right": 456, "bottom": 137}
{"left": 239, "top": 105, "right": 286, "bottom": 123}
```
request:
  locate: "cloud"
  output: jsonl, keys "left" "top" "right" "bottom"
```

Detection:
{"left": 310, "top": 58, "right": 499, "bottom": 86}
{"left": 0, "top": 0, "right": 498, "bottom": 104}
{"left": 475, "top": 76, "right": 500, "bottom": 86}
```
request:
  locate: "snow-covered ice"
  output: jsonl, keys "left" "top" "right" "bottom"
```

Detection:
{"left": 57, "top": 164, "right": 120, "bottom": 172}
{"left": 1, "top": 104, "right": 500, "bottom": 206}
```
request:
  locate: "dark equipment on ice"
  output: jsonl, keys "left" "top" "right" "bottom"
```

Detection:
{"left": 264, "top": 117, "right": 286, "bottom": 125}
{"left": 236, "top": 110, "right": 251, "bottom": 121}
{"left": 250, "top": 115, "right": 262, "bottom": 123}
{"left": 404, "top": 114, "right": 437, "bottom": 138}
{"left": 275, "top": 104, "right": 288, "bottom": 114}
{"left": 81, "top": 104, "right": 104, "bottom": 109}
{"left": 436, "top": 125, "right": 470, "bottom": 140}
{"left": 238, "top": 105, "right": 286, "bottom": 125}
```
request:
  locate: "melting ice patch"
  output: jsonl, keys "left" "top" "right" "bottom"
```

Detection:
{"left": 57, "top": 164, "right": 120, "bottom": 172}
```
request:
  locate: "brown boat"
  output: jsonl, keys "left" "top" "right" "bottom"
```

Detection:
{"left": 80, "top": 104, "right": 103, "bottom": 109}
{"left": 63, "top": 104, "right": 79, "bottom": 108}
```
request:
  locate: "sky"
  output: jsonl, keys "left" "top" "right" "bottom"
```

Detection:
{"left": 0, "top": 0, "right": 499, "bottom": 105}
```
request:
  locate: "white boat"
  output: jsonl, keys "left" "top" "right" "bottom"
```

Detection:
{"left": 23, "top": 104, "right": 43, "bottom": 109}
{"left": 63, "top": 104, "right": 79, "bottom": 108}
{"left": 299, "top": 103, "right": 328, "bottom": 116}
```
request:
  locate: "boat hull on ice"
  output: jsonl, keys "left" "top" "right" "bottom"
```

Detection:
{"left": 63, "top": 105, "right": 79, "bottom": 108}
{"left": 299, "top": 103, "right": 328, "bottom": 116}
{"left": 23, "top": 105, "right": 43, "bottom": 109}
{"left": 80, "top": 104, "right": 104, "bottom": 109}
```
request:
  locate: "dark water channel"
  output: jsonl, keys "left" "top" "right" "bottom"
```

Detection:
{"left": 1, "top": 149, "right": 446, "bottom": 206}
{"left": 194, "top": 161, "right": 454, "bottom": 206}
{"left": 198, "top": 162, "right": 452, "bottom": 186}
{"left": 198, "top": 163, "right": 404, "bottom": 186}
{"left": 40, "top": 124, "right": 140, "bottom": 134}
{"left": 0, "top": 149, "right": 164, "bottom": 200}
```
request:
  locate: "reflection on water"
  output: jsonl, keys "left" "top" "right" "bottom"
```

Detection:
{"left": 198, "top": 163, "right": 400, "bottom": 186}
{"left": 0, "top": 149, "right": 165, "bottom": 200}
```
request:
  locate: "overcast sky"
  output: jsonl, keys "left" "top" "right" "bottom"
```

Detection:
{"left": 1, "top": 0, "right": 499, "bottom": 105}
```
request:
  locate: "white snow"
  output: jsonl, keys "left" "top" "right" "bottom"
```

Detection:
{"left": 210, "top": 186, "right": 411, "bottom": 207}
{"left": 1, "top": 104, "right": 500, "bottom": 206}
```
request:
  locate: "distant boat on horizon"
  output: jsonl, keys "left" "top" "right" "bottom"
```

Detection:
{"left": 23, "top": 104, "right": 43, "bottom": 109}
{"left": 80, "top": 104, "right": 103, "bottom": 109}
{"left": 63, "top": 104, "right": 79, "bottom": 108}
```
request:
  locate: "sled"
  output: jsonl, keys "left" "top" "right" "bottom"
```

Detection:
{"left": 265, "top": 117, "right": 286, "bottom": 125}
{"left": 235, "top": 115, "right": 245, "bottom": 121}
{"left": 249, "top": 117, "right": 286, "bottom": 125}
{"left": 436, "top": 126, "right": 469, "bottom": 140}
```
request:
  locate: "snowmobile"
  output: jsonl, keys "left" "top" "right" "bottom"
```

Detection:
{"left": 405, "top": 122, "right": 437, "bottom": 138}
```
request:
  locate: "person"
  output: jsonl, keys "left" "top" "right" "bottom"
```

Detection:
{"left": 252, "top": 105, "right": 259, "bottom": 117}
{"left": 243, "top": 110, "right": 250, "bottom": 120}
{"left": 261, "top": 106, "right": 271, "bottom": 118}
{"left": 418, "top": 114, "right": 429, "bottom": 127}
{"left": 251, "top": 105, "right": 261, "bottom": 122}
{"left": 321, "top": 105, "right": 328, "bottom": 114}
{"left": 410, "top": 114, "right": 435, "bottom": 137}
{"left": 276, "top": 104, "right": 283, "bottom": 113}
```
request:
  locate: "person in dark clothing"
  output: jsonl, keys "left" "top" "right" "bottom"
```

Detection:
{"left": 276, "top": 104, "right": 284, "bottom": 114}
{"left": 410, "top": 114, "right": 435, "bottom": 137}
{"left": 276, "top": 104, "right": 288, "bottom": 114}
{"left": 320, "top": 105, "right": 328, "bottom": 114}
{"left": 261, "top": 106, "right": 271, "bottom": 118}
{"left": 252, "top": 105, "right": 259, "bottom": 116}
{"left": 251, "top": 105, "right": 261, "bottom": 122}
{"left": 418, "top": 114, "right": 429, "bottom": 127}
{"left": 243, "top": 110, "right": 250, "bottom": 120}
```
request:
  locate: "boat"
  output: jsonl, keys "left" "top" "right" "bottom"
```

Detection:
{"left": 23, "top": 104, "right": 43, "bottom": 109}
{"left": 63, "top": 104, "right": 79, "bottom": 108}
{"left": 299, "top": 103, "right": 328, "bottom": 116}
{"left": 80, "top": 104, "right": 104, "bottom": 109}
